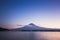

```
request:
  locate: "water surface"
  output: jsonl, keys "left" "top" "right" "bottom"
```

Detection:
{"left": 0, "top": 31, "right": 60, "bottom": 40}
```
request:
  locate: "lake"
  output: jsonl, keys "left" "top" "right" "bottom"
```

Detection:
{"left": 0, "top": 31, "right": 60, "bottom": 40}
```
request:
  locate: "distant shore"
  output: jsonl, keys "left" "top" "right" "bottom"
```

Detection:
{"left": 0, "top": 30, "right": 60, "bottom": 32}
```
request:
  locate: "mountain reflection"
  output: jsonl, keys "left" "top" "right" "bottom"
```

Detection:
{"left": 0, "top": 32, "right": 60, "bottom": 40}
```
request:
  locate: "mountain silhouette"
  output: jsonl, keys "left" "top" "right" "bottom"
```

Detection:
{"left": 12, "top": 23, "right": 53, "bottom": 31}
{"left": 0, "top": 23, "right": 60, "bottom": 31}
{"left": 0, "top": 27, "right": 9, "bottom": 31}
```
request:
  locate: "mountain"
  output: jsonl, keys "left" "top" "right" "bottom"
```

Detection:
{"left": 12, "top": 23, "right": 53, "bottom": 31}
{"left": 0, "top": 27, "right": 9, "bottom": 31}
{"left": 0, "top": 23, "right": 60, "bottom": 31}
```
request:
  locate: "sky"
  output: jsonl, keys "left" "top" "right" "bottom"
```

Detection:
{"left": 1, "top": 0, "right": 60, "bottom": 29}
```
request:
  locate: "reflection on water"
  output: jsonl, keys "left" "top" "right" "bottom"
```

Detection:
{"left": 35, "top": 32, "right": 60, "bottom": 40}
{"left": 0, "top": 31, "right": 60, "bottom": 40}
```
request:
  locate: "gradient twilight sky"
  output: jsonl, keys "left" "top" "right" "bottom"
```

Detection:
{"left": 1, "top": 0, "right": 60, "bottom": 29}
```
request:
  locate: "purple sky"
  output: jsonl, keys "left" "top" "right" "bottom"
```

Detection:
{"left": 1, "top": 0, "right": 60, "bottom": 29}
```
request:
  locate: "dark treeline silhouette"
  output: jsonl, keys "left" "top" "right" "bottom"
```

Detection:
{"left": 0, "top": 27, "right": 9, "bottom": 31}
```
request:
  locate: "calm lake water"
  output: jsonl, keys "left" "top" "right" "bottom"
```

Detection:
{"left": 0, "top": 31, "right": 60, "bottom": 40}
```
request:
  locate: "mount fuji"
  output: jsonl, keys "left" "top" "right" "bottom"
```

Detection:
{"left": 12, "top": 23, "right": 52, "bottom": 31}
